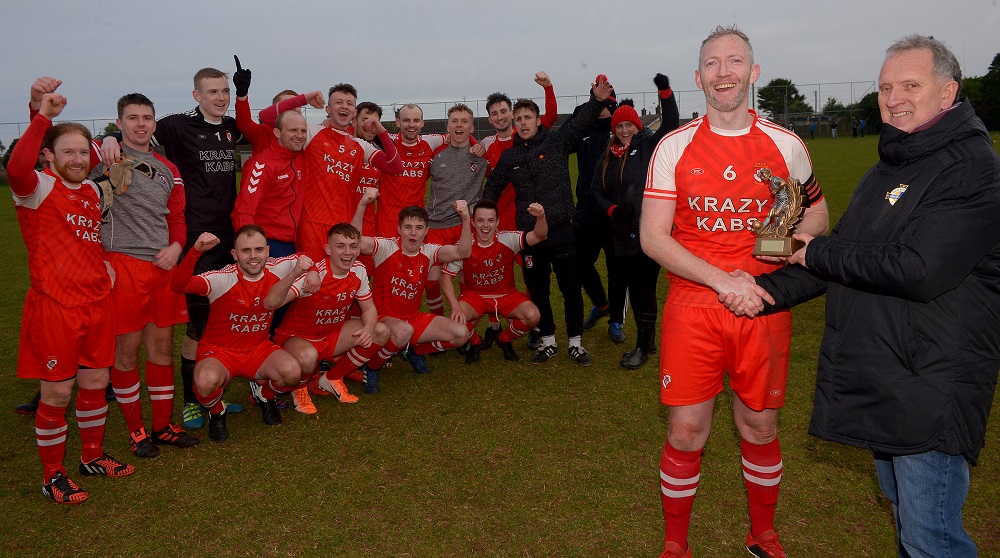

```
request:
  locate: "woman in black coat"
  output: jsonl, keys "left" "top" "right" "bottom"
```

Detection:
{"left": 590, "top": 74, "right": 678, "bottom": 368}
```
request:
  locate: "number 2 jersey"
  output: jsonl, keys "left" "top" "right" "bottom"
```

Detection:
{"left": 370, "top": 238, "right": 443, "bottom": 320}
{"left": 644, "top": 110, "right": 823, "bottom": 307}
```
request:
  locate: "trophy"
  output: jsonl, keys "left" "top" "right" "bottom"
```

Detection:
{"left": 750, "top": 167, "right": 805, "bottom": 257}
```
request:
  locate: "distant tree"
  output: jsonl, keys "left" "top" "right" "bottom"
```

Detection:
{"left": 104, "top": 122, "right": 120, "bottom": 136}
{"left": 973, "top": 53, "right": 1000, "bottom": 130}
{"left": 1, "top": 138, "right": 18, "bottom": 170}
{"left": 822, "top": 97, "right": 848, "bottom": 116}
{"left": 854, "top": 91, "right": 882, "bottom": 133}
{"left": 757, "top": 78, "right": 812, "bottom": 119}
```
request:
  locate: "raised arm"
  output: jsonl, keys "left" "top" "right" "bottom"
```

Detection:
{"left": 435, "top": 200, "right": 473, "bottom": 261}
{"left": 651, "top": 73, "right": 680, "bottom": 143}
{"left": 352, "top": 188, "right": 378, "bottom": 254}
{"left": 264, "top": 254, "right": 313, "bottom": 311}
{"left": 363, "top": 116, "right": 403, "bottom": 175}
{"left": 525, "top": 203, "right": 548, "bottom": 246}
{"left": 536, "top": 71, "right": 558, "bottom": 129}
{"left": 171, "top": 232, "right": 219, "bottom": 295}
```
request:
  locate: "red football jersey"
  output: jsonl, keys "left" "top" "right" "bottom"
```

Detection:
{"left": 370, "top": 237, "right": 441, "bottom": 320}
{"left": 375, "top": 134, "right": 446, "bottom": 234}
{"left": 275, "top": 258, "right": 371, "bottom": 339}
{"left": 479, "top": 134, "right": 517, "bottom": 231}
{"left": 187, "top": 256, "right": 300, "bottom": 349}
{"left": 14, "top": 169, "right": 110, "bottom": 307}
{"left": 645, "top": 111, "right": 821, "bottom": 307}
{"left": 301, "top": 126, "right": 379, "bottom": 228}
{"left": 444, "top": 231, "right": 524, "bottom": 297}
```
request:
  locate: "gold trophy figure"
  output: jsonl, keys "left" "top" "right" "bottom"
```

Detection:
{"left": 750, "top": 168, "right": 805, "bottom": 257}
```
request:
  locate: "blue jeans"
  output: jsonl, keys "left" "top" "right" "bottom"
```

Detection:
{"left": 874, "top": 451, "right": 977, "bottom": 558}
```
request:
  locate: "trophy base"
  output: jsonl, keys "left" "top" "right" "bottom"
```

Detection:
{"left": 753, "top": 237, "right": 805, "bottom": 257}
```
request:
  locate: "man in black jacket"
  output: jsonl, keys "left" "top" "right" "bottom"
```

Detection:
{"left": 729, "top": 35, "right": 1000, "bottom": 557}
{"left": 482, "top": 75, "right": 614, "bottom": 365}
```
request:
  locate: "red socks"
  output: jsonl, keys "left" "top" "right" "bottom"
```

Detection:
{"left": 76, "top": 387, "right": 108, "bottom": 463}
{"left": 36, "top": 401, "right": 68, "bottom": 482}
{"left": 327, "top": 344, "right": 381, "bottom": 381}
{"left": 110, "top": 366, "right": 143, "bottom": 432}
{"left": 742, "top": 437, "right": 782, "bottom": 536}
{"left": 145, "top": 362, "right": 176, "bottom": 432}
{"left": 660, "top": 441, "right": 702, "bottom": 551}
{"left": 366, "top": 340, "right": 403, "bottom": 370}
{"left": 499, "top": 319, "right": 529, "bottom": 343}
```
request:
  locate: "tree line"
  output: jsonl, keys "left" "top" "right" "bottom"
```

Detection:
{"left": 755, "top": 52, "right": 1000, "bottom": 133}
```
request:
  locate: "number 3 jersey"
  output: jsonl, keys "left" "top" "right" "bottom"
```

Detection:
{"left": 644, "top": 110, "right": 823, "bottom": 307}
{"left": 185, "top": 255, "right": 301, "bottom": 349}
{"left": 276, "top": 258, "right": 371, "bottom": 339}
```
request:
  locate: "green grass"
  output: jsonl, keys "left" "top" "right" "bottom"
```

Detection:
{"left": 0, "top": 134, "right": 998, "bottom": 557}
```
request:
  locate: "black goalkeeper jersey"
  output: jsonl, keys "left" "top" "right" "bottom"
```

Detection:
{"left": 152, "top": 106, "right": 246, "bottom": 240}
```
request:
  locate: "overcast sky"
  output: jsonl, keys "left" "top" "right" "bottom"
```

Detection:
{"left": 1, "top": 0, "right": 998, "bottom": 146}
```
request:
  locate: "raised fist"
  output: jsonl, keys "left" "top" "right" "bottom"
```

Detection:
{"left": 194, "top": 232, "right": 220, "bottom": 252}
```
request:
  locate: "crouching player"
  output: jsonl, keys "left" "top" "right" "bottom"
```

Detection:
{"left": 171, "top": 227, "right": 313, "bottom": 442}
{"left": 352, "top": 191, "right": 473, "bottom": 392}
{"left": 441, "top": 200, "right": 546, "bottom": 363}
{"left": 272, "top": 223, "right": 390, "bottom": 408}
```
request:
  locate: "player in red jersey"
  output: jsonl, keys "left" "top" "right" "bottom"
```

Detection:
{"left": 92, "top": 93, "right": 200, "bottom": 458}
{"left": 640, "top": 26, "right": 828, "bottom": 558}
{"left": 373, "top": 104, "right": 450, "bottom": 237}
{"left": 440, "top": 200, "right": 547, "bottom": 364}
{"left": 273, "top": 223, "right": 390, "bottom": 407}
{"left": 258, "top": 84, "right": 404, "bottom": 259}
{"left": 351, "top": 191, "right": 472, "bottom": 392}
{"left": 478, "top": 72, "right": 558, "bottom": 345}
{"left": 11, "top": 88, "right": 134, "bottom": 504}
{"left": 353, "top": 101, "right": 385, "bottom": 276}
{"left": 171, "top": 226, "right": 314, "bottom": 442}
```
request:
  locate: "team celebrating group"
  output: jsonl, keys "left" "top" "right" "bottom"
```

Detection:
{"left": 11, "top": 22, "right": 1000, "bottom": 558}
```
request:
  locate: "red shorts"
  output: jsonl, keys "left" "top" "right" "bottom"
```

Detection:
{"left": 197, "top": 340, "right": 283, "bottom": 381}
{"left": 273, "top": 325, "right": 347, "bottom": 361}
{"left": 18, "top": 289, "right": 116, "bottom": 381}
{"left": 381, "top": 312, "right": 437, "bottom": 343}
{"left": 460, "top": 290, "right": 531, "bottom": 320}
{"left": 424, "top": 224, "right": 463, "bottom": 247}
{"left": 658, "top": 302, "right": 792, "bottom": 411}
{"left": 107, "top": 252, "right": 188, "bottom": 335}
{"left": 297, "top": 220, "right": 332, "bottom": 261}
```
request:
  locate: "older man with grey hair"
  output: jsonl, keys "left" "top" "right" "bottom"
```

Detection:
{"left": 730, "top": 34, "right": 1000, "bottom": 557}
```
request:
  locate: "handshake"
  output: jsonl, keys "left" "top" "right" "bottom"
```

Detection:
{"left": 716, "top": 269, "right": 773, "bottom": 318}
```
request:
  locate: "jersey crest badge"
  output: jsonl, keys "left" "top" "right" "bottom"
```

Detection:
{"left": 226, "top": 131, "right": 233, "bottom": 143}
{"left": 885, "top": 184, "right": 908, "bottom": 206}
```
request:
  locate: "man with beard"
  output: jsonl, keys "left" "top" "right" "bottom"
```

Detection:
{"left": 641, "top": 25, "right": 828, "bottom": 557}
{"left": 171, "top": 227, "right": 313, "bottom": 441}
{"left": 10, "top": 88, "right": 134, "bottom": 503}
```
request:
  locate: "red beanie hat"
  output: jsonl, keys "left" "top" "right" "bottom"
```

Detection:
{"left": 611, "top": 104, "right": 642, "bottom": 131}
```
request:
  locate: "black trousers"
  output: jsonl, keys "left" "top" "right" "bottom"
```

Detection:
{"left": 617, "top": 250, "right": 661, "bottom": 350}
{"left": 575, "top": 217, "right": 626, "bottom": 320}
{"left": 522, "top": 223, "right": 584, "bottom": 339}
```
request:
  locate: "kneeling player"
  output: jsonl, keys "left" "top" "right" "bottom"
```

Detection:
{"left": 441, "top": 200, "right": 547, "bottom": 363}
{"left": 273, "top": 223, "right": 390, "bottom": 407}
{"left": 171, "top": 227, "right": 313, "bottom": 442}
{"left": 352, "top": 191, "right": 472, "bottom": 392}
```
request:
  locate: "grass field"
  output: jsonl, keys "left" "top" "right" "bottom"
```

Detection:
{"left": 1, "top": 134, "right": 998, "bottom": 557}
